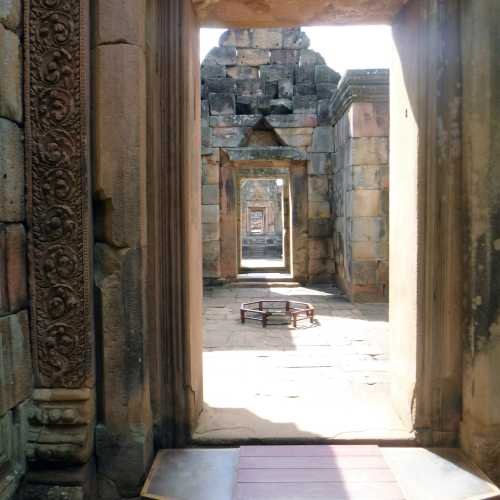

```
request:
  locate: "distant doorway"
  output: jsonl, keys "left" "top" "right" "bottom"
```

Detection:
{"left": 239, "top": 177, "right": 290, "bottom": 272}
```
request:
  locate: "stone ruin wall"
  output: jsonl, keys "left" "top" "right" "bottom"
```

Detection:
{"left": 201, "top": 28, "right": 340, "bottom": 283}
{"left": 201, "top": 28, "right": 390, "bottom": 300}
{"left": 331, "top": 70, "right": 390, "bottom": 302}
{"left": 0, "top": 1, "right": 32, "bottom": 498}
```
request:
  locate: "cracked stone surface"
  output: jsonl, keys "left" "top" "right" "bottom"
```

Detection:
{"left": 193, "top": 284, "right": 413, "bottom": 443}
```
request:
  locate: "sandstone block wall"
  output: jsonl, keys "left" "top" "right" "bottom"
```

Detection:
{"left": 331, "top": 70, "right": 389, "bottom": 302}
{"left": 201, "top": 28, "right": 339, "bottom": 283}
{"left": 0, "top": 1, "right": 32, "bottom": 498}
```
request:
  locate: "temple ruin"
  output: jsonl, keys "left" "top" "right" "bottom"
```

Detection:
{"left": 0, "top": 0, "right": 500, "bottom": 499}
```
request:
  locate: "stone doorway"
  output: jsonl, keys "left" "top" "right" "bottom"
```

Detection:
{"left": 239, "top": 177, "right": 289, "bottom": 273}
{"left": 18, "top": 0, "right": 494, "bottom": 497}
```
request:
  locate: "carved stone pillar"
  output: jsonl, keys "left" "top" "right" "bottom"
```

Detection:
{"left": 146, "top": 0, "right": 203, "bottom": 448}
{"left": 23, "top": 0, "right": 95, "bottom": 497}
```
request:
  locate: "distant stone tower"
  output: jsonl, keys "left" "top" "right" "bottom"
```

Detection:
{"left": 201, "top": 28, "right": 340, "bottom": 124}
{"left": 200, "top": 28, "right": 340, "bottom": 283}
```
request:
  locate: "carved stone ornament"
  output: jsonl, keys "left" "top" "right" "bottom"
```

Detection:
{"left": 25, "top": 0, "right": 92, "bottom": 388}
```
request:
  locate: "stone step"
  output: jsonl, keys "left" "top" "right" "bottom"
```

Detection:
{"left": 141, "top": 447, "right": 500, "bottom": 500}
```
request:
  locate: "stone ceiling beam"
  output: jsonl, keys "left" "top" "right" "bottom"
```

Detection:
{"left": 193, "top": 0, "right": 409, "bottom": 28}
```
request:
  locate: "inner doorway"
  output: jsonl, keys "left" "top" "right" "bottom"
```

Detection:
{"left": 239, "top": 177, "right": 290, "bottom": 273}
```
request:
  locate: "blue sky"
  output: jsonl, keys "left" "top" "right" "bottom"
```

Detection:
{"left": 200, "top": 26, "right": 393, "bottom": 76}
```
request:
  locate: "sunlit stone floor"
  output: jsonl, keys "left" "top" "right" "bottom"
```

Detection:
{"left": 193, "top": 284, "right": 413, "bottom": 443}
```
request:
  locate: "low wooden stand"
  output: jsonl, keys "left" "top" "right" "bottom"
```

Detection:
{"left": 240, "top": 300, "right": 315, "bottom": 328}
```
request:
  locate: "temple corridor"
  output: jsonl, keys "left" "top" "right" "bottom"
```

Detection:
{"left": 194, "top": 285, "right": 411, "bottom": 442}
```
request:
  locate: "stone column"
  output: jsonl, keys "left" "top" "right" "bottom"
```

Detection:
{"left": 390, "top": 0, "right": 463, "bottom": 444}
{"left": 330, "top": 69, "right": 389, "bottom": 302}
{"left": 460, "top": 0, "right": 500, "bottom": 484}
{"left": 146, "top": 0, "right": 204, "bottom": 449}
{"left": 92, "top": 1, "right": 154, "bottom": 498}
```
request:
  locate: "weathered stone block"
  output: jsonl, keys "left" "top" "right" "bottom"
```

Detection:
{"left": 95, "top": 44, "right": 146, "bottom": 249}
{"left": 317, "top": 99, "right": 331, "bottom": 125}
{"left": 220, "top": 29, "right": 252, "bottom": 48}
{"left": 0, "top": 311, "right": 31, "bottom": 416}
{"left": 201, "top": 64, "right": 226, "bottom": 80}
{"left": 269, "top": 98, "right": 292, "bottom": 114}
{"left": 206, "top": 78, "right": 236, "bottom": 93}
{"left": 202, "top": 185, "right": 219, "bottom": 205}
{"left": 271, "top": 49, "right": 299, "bottom": 65}
{"left": 202, "top": 122, "right": 211, "bottom": 148}
{"left": 202, "top": 205, "right": 219, "bottom": 224}
{"left": 203, "top": 241, "right": 221, "bottom": 278}
{"left": 293, "top": 95, "right": 317, "bottom": 114}
{"left": 350, "top": 137, "right": 389, "bottom": 165}
{"left": 308, "top": 257, "right": 331, "bottom": 282}
{"left": 236, "top": 79, "right": 264, "bottom": 96}
{"left": 295, "top": 64, "right": 315, "bottom": 83}
{"left": 23, "top": 485, "right": 85, "bottom": 500}
{"left": 94, "top": 0, "right": 145, "bottom": 47}
{"left": 314, "top": 65, "right": 341, "bottom": 84}
{"left": 283, "top": 28, "right": 310, "bottom": 49}
{"left": 209, "top": 93, "right": 235, "bottom": 115}
{"left": 253, "top": 29, "right": 283, "bottom": 49}
{"left": 235, "top": 96, "right": 257, "bottom": 115}
{"left": 351, "top": 217, "right": 387, "bottom": 242}
{"left": 226, "top": 65, "right": 259, "bottom": 80}
{"left": 0, "top": 25, "right": 22, "bottom": 123}
{"left": 309, "top": 239, "right": 329, "bottom": 259}
{"left": 352, "top": 261, "right": 377, "bottom": 285}
{"left": 307, "top": 153, "right": 331, "bottom": 175}
{"left": 256, "top": 96, "right": 272, "bottom": 115}
{"left": 265, "top": 114, "right": 317, "bottom": 128}
{"left": 376, "top": 260, "right": 389, "bottom": 284}
{"left": 211, "top": 126, "right": 251, "bottom": 147}
{"left": 350, "top": 101, "right": 389, "bottom": 137}
{"left": 308, "top": 218, "right": 331, "bottom": 239}
{"left": 202, "top": 157, "right": 219, "bottom": 185}
{"left": 260, "top": 64, "right": 294, "bottom": 82}
{"left": 0, "top": 402, "right": 29, "bottom": 499}
{"left": 209, "top": 115, "right": 261, "bottom": 128}
{"left": 308, "top": 175, "right": 329, "bottom": 202}
{"left": 1, "top": 224, "right": 27, "bottom": 313}
{"left": 316, "top": 83, "right": 337, "bottom": 99}
{"left": 203, "top": 223, "right": 220, "bottom": 242}
{"left": 352, "top": 240, "right": 388, "bottom": 261}
{"left": 222, "top": 147, "right": 306, "bottom": 162}
{"left": 95, "top": 422, "right": 151, "bottom": 498}
{"left": 299, "top": 49, "right": 325, "bottom": 65}
{"left": 352, "top": 189, "right": 382, "bottom": 216}
{"left": 237, "top": 48, "right": 270, "bottom": 66}
{"left": 295, "top": 83, "right": 316, "bottom": 96}
{"left": 278, "top": 79, "right": 294, "bottom": 98}
{"left": 274, "top": 127, "right": 313, "bottom": 148}
{"left": 205, "top": 46, "right": 237, "bottom": 65}
{"left": 264, "top": 80, "right": 278, "bottom": 98}
{"left": 0, "top": 118, "right": 24, "bottom": 221}
{"left": 308, "top": 202, "right": 330, "bottom": 219}
{"left": 0, "top": 0, "right": 21, "bottom": 30}
{"left": 311, "top": 126, "right": 334, "bottom": 152}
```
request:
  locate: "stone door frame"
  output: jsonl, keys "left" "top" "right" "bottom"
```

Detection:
{"left": 23, "top": 0, "right": 466, "bottom": 491}
{"left": 220, "top": 159, "right": 308, "bottom": 282}
{"left": 238, "top": 175, "right": 291, "bottom": 273}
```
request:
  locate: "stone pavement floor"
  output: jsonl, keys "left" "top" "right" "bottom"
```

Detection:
{"left": 192, "top": 285, "right": 413, "bottom": 443}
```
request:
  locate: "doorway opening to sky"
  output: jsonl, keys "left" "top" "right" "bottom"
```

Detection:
{"left": 198, "top": 25, "right": 399, "bottom": 443}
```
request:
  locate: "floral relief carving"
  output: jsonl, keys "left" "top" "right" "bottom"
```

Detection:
{"left": 26, "top": 0, "right": 91, "bottom": 388}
